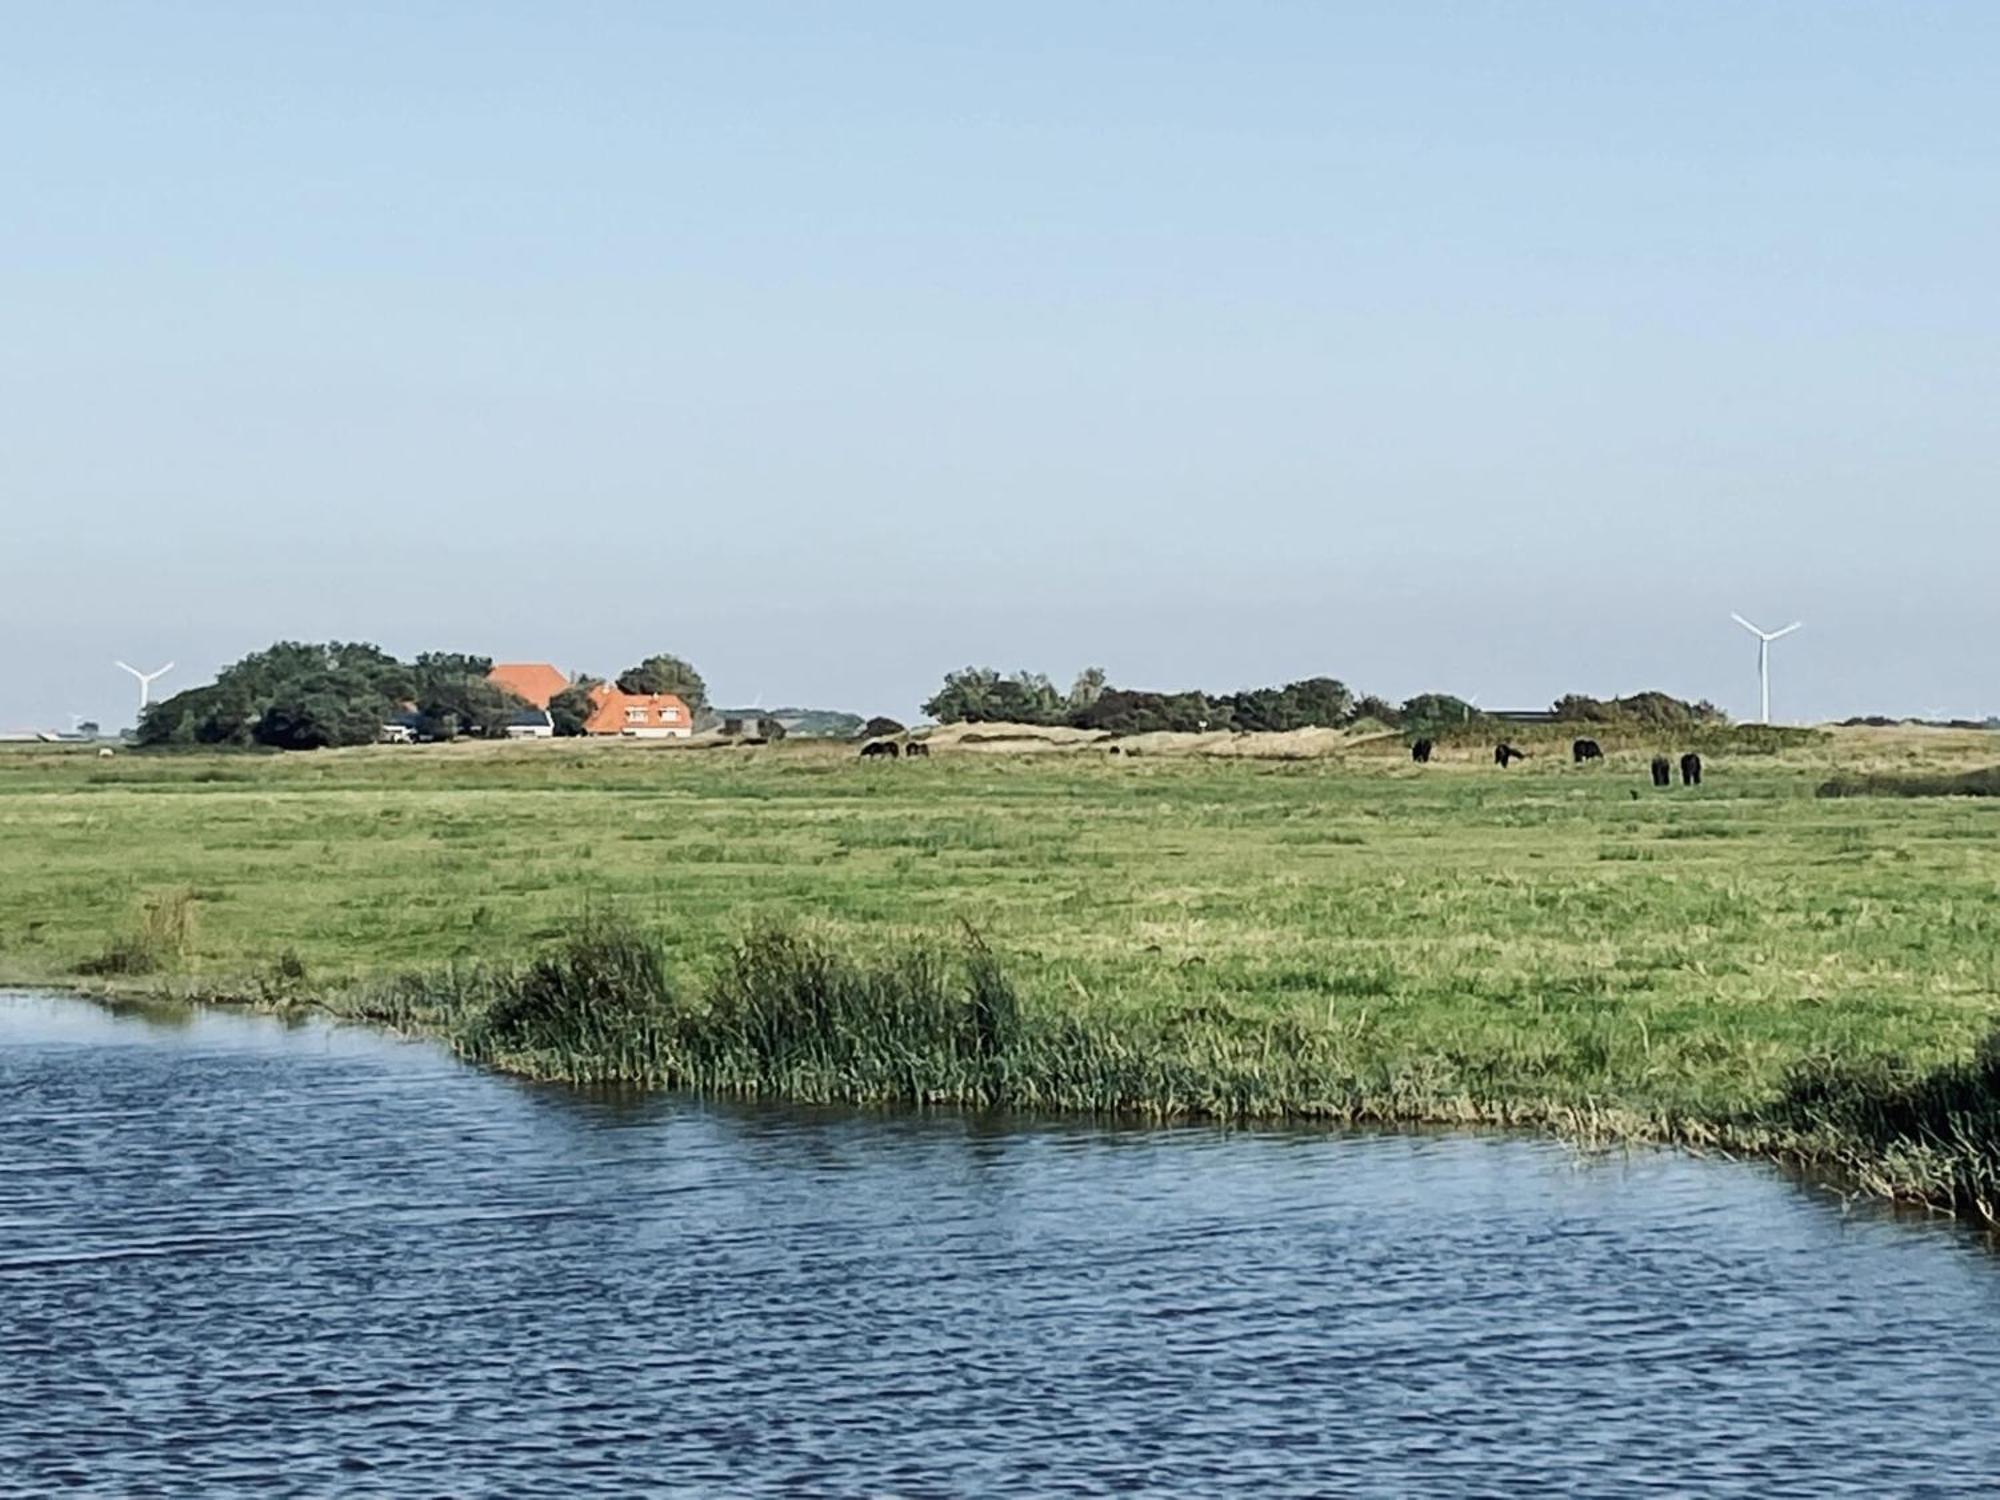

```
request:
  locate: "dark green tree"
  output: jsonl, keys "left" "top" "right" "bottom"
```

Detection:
{"left": 1277, "top": 677, "right": 1353, "bottom": 727}
{"left": 924, "top": 667, "right": 1065, "bottom": 725}
{"left": 617, "top": 653, "right": 707, "bottom": 711}
{"left": 548, "top": 679, "right": 602, "bottom": 737}
{"left": 254, "top": 671, "right": 394, "bottom": 749}
{"left": 1068, "top": 667, "right": 1109, "bottom": 711}
{"left": 417, "top": 677, "right": 528, "bottom": 740}
{"left": 1070, "top": 689, "right": 1216, "bottom": 734}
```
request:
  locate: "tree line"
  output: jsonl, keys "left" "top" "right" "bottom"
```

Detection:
{"left": 133, "top": 640, "right": 1727, "bottom": 751}
{"left": 922, "top": 668, "right": 1726, "bottom": 736}
{"left": 136, "top": 643, "right": 710, "bottom": 750}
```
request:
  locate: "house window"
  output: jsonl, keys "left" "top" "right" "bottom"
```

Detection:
{"left": 662, "top": 707, "right": 679, "bottom": 722}
{"left": 625, "top": 707, "right": 646, "bottom": 723}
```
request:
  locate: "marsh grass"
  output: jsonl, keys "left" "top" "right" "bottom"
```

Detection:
{"left": 1750, "top": 1039, "right": 2000, "bottom": 1223}
{"left": 77, "top": 887, "right": 199, "bottom": 977}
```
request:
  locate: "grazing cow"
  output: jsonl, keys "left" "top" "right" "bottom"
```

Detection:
{"left": 1411, "top": 738, "right": 1434, "bottom": 764}
{"left": 859, "top": 740, "right": 900, "bottom": 759}
{"left": 1650, "top": 754, "right": 1672, "bottom": 787}
{"left": 1680, "top": 752, "right": 1702, "bottom": 787}
{"left": 1494, "top": 743, "right": 1526, "bottom": 767}
{"left": 1573, "top": 738, "right": 1603, "bottom": 765}
{"left": 905, "top": 740, "right": 930, "bottom": 759}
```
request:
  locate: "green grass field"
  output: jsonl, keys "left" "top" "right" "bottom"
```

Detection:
{"left": 4, "top": 728, "right": 1998, "bottom": 1213}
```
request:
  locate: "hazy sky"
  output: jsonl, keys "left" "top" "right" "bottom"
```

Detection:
{"left": 5, "top": 3, "right": 1995, "bottom": 729}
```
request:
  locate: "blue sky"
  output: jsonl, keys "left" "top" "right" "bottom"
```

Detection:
{"left": 5, "top": 2, "right": 1994, "bottom": 728}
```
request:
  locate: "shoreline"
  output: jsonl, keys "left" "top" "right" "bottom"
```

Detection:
{"left": 16, "top": 954, "right": 1996, "bottom": 1231}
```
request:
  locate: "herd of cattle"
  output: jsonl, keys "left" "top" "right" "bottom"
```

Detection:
{"left": 857, "top": 734, "right": 1704, "bottom": 784}
{"left": 1409, "top": 736, "right": 1703, "bottom": 785}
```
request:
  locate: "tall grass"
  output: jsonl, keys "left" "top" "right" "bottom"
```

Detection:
{"left": 1758, "top": 1038, "right": 2000, "bottom": 1223}
{"left": 354, "top": 921, "right": 1656, "bottom": 1122}
{"left": 77, "top": 888, "right": 199, "bottom": 977}
{"left": 438, "top": 924, "right": 1035, "bottom": 1097}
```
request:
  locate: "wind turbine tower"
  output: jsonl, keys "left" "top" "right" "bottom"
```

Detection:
{"left": 115, "top": 660, "right": 175, "bottom": 714}
{"left": 1729, "top": 615, "right": 1801, "bottom": 725}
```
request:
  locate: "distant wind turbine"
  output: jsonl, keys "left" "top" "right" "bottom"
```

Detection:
{"left": 1730, "top": 615, "right": 1801, "bottom": 725}
{"left": 115, "top": 660, "right": 174, "bottom": 713}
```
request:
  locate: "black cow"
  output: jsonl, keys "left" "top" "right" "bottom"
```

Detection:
{"left": 905, "top": 740, "right": 930, "bottom": 759}
{"left": 1411, "top": 739, "right": 1434, "bottom": 764}
{"left": 1650, "top": 754, "right": 1672, "bottom": 787}
{"left": 1494, "top": 743, "right": 1526, "bottom": 767}
{"left": 859, "top": 740, "right": 900, "bottom": 759}
{"left": 1680, "top": 752, "right": 1702, "bottom": 787}
{"left": 1573, "top": 738, "right": 1603, "bottom": 765}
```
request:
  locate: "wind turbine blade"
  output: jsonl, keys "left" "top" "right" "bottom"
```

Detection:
{"left": 1730, "top": 613, "right": 1765, "bottom": 637}
{"left": 1768, "top": 623, "right": 1802, "bottom": 640}
{"left": 115, "top": 661, "right": 141, "bottom": 678}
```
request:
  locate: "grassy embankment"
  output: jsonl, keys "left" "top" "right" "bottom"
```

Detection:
{"left": 1, "top": 724, "right": 1997, "bottom": 1219}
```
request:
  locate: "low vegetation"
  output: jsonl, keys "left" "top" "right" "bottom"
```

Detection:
{"left": 2, "top": 727, "right": 1996, "bottom": 1220}
{"left": 1818, "top": 766, "right": 2000, "bottom": 799}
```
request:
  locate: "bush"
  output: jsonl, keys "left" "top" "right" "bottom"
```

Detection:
{"left": 471, "top": 921, "right": 675, "bottom": 1053}
{"left": 1399, "top": 693, "right": 1479, "bottom": 732}
{"left": 1349, "top": 695, "right": 1401, "bottom": 728}
{"left": 1070, "top": 689, "right": 1216, "bottom": 734}
{"left": 1551, "top": 691, "right": 1727, "bottom": 728}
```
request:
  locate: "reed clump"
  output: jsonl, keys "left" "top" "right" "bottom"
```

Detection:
{"left": 471, "top": 920, "right": 677, "bottom": 1054}
{"left": 440, "top": 923, "right": 1038, "bottom": 1095}
{"left": 1756, "top": 1034, "right": 2000, "bottom": 1223}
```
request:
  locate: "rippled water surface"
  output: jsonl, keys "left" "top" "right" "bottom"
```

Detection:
{"left": 4, "top": 993, "right": 1999, "bottom": 1496}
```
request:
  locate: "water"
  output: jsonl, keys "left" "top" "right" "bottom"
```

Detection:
{"left": 3, "top": 994, "right": 1998, "bottom": 1497}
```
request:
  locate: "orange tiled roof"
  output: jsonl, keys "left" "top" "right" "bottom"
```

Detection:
{"left": 486, "top": 662, "right": 572, "bottom": 709}
{"left": 583, "top": 685, "right": 692, "bottom": 735}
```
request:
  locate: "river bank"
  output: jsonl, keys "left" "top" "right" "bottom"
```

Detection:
{"left": 4, "top": 729, "right": 1997, "bottom": 1220}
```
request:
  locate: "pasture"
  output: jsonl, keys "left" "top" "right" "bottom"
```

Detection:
{"left": 3, "top": 727, "right": 1997, "bottom": 1211}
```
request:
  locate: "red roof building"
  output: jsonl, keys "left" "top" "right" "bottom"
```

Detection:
{"left": 582, "top": 684, "right": 693, "bottom": 738}
{"left": 486, "top": 662, "right": 572, "bottom": 710}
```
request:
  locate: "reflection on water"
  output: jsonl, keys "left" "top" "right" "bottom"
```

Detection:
{"left": 3, "top": 992, "right": 1997, "bottom": 1496}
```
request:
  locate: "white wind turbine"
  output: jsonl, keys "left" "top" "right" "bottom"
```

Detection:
{"left": 115, "top": 660, "right": 175, "bottom": 714}
{"left": 1730, "top": 615, "right": 1801, "bottom": 725}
